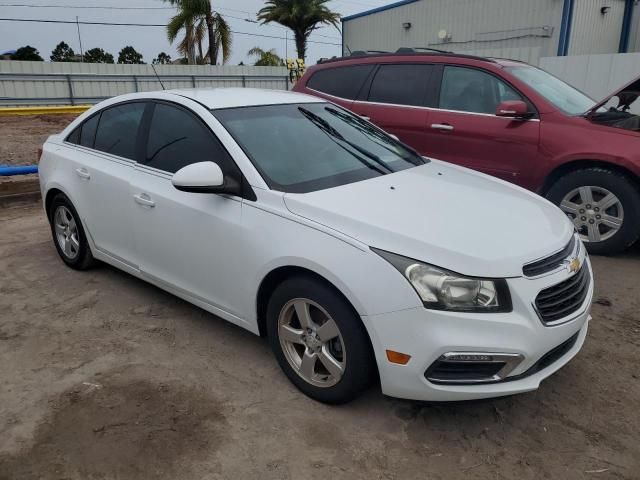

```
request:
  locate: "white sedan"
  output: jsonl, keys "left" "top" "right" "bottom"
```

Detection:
{"left": 39, "top": 88, "right": 593, "bottom": 404}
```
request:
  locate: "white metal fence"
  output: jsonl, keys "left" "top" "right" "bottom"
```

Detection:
{"left": 0, "top": 61, "right": 290, "bottom": 107}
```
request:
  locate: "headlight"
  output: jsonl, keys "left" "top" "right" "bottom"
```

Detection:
{"left": 373, "top": 248, "right": 512, "bottom": 312}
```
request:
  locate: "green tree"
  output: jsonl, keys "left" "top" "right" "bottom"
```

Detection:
{"left": 257, "top": 0, "right": 340, "bottom": 61}
{"left": 11, "top": 45, "right": 44, "bottom": 61}
{"left": 84, "top": 48, "right": 114, "bottom": 64}
{"left": 50, "top": 41, "right": 76, "bottom": 62}
{"left": 163, "top": 1, "right": 232, "bottom": 65}
{"left": 117, "top": 46, "right": 144, "bottom": 64}
{"left": 153, "top": 52, "right": 173, "bottom": 64}
{"left": 248, "top": 47, "right": 284, "bottom": 66}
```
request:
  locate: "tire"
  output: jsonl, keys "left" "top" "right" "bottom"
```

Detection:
{"left": 266, "top": 275, "right": 375, "bottom": 404}
{"left": 48, "top": 193, "right": 96, "bottom": 270}
{"left": 546, "top": 168, "right": 640, "bottom": 255}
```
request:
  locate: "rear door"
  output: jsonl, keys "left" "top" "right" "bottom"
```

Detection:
{"left": 66, "top": 102, "right": 147, "bottom": 270}
{"left": 424, "top": 65, "right": 540, "bottom": 185}
{"left": 350, "top": 64, "right": 436, "bottom": 152}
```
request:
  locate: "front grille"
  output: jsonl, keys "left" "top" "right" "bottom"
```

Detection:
{"left": 535, "top": 264, "right": 590, "bottom": 324}
{"left": 523, "top": 235, "right": 576, "bottom": 277}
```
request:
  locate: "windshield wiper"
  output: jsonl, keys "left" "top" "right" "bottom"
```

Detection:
{"left": 298, "top": 107, "right": 393, "bottom": 175}
{"left": 324, "top": 107, "right": 424, "bottom": 166}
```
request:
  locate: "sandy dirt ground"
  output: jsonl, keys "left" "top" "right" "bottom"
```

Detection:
{"left": 0, "top": 203, "right": 639, "bottom": 480}
{"left": 0, "top": 115, "right": 77, "bottom": 166}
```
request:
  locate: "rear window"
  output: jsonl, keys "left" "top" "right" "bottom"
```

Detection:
{"left": 306, "top": 65, "right": 374, "bottom": 100}
{"left": 94, "top": 102, "right": 146, "bottom": 160}
{"left": 368, "top": 64, "right": 433, "bottom": 107}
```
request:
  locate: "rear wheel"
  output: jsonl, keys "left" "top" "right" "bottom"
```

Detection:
{"left": 48, "top": 193, "right": 96, "bottom": 270}
{"left": 546, "top": 168, "right": 640, "bottom": 255}
{"left": 266, "top": 275, "right": 375, "bottom": 404}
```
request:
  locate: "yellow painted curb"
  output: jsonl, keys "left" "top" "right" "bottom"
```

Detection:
{"left": 0, "top": 105, "right": 91, "bottom": 116}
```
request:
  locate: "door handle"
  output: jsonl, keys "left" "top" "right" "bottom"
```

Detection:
{"left": 431, "top": 123, "right": 454, "bottom": 131}
{"left": 133, "top": 193, "right": 155, "bottom": 208}
{"left": 75, "top": 167, "right": 91, "bottom": 180}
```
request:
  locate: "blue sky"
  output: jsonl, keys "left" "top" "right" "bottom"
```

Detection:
{"left": 0, "top": 0, "right": 391, "bottom": 64}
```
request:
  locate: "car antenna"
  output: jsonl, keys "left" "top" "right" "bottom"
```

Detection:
{"left": 345, "top": 44, "right": 352, "bottom": 55}
{"left": 151, "top": 63, "right": 166, "bottom": 90}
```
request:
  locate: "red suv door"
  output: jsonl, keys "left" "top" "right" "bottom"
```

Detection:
{"left": 349, "top": 64, "right": 436, "bottom": 152}
{"left": 424, "top": 65, "right": 541, "bottom": 188}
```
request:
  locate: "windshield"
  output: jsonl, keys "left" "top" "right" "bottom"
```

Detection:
{"left": 506, "top": 66, "right": 601, "bottom": 115}
{"left": 213, "top": 103, "right": 425, "bottom": 193}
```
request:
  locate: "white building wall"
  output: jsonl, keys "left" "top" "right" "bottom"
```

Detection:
{"left": 540, "top": 52, "right": 640, "bottom": 110}
{"left": 342, "top": 0, "right": 565, "bottom": 64}
{"left": 630, "top": 1, "right": 640, "bottom": 52}
{"left": 568, "top": 0, "right": 627, "bottom": 55}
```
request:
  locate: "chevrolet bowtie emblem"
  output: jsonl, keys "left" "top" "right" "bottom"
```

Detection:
{"left": 566, "top": 257, "right": 581, "bottom": 274}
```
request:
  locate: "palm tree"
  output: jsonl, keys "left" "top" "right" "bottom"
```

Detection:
{"left": 163, "top": 0, "right": 232, "bottom": 65}
{"left": 248, "top": 47, "right": 284, "bottom": 66}
{"left": 257, "top": 0, "right": 340, "bottom": 61}
{"left": 167, "top": 8, "right": 198, "bottom": 64}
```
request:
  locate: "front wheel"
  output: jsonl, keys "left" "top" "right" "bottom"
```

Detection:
{"left": 546, "top": 168, "right": 640, "bottom": 255}
{"left": 266, "top": 276, "right": 375, "bottom": 404}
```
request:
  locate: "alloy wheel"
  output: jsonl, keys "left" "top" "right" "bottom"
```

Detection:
{"left": 559, "top": 186, "right": 624, "bottom": 243}
{"left": 53, "top": 205, "right": 80, "bottom": 260}
{"left": 277, "top": 298, "right": 346, "bottom": 388}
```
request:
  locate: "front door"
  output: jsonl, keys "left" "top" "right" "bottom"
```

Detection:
{"left": 129, "top": 101, "right": 246, "bottom": 318}
{"left": 424, "top": 65, "right": 541, "bottom": 187}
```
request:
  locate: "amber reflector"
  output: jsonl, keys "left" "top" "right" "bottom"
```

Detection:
{"left": 386, "top": 350, "right": 411, "bottom": 365}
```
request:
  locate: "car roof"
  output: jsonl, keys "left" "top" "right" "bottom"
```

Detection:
{"left": 165, "top": 87, "right": 324, "bottom": 109}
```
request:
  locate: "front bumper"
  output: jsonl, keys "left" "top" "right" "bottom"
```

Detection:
{"left": 362, "top": 259, "right": 593, "bottom": 402}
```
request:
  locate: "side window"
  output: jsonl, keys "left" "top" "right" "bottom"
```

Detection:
{"left": 145, "top": 103, "right": 237, "bottom": 176}
{"left": 367, "top": 64, "right": 432, "bottom": 107}
{"left": 66, "top": 126, "right": 81, "bottom": 145}
{"left": 79, "top": 114, "right": 99, "bottom": 148}
{"left": 306, "top": 65, "right": 374, "bottom": 99}
{"left": 439, "top": 66, "right": 524, "bottom": 114}
{"left": 94, "top": 102, "right": 146, "bottom": 160}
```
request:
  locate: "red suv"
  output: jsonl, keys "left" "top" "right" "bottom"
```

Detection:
{"left": 294, "top": 50, "right": 640, "bottom": 254}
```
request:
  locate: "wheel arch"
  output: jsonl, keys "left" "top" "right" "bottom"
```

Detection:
{"left": 540, "top": 159, "right": 640, "bottom": 196}
{"left": 255, "top": 265, "right": 364, "bottom": 339}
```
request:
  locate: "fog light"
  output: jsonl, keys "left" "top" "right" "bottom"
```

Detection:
{"left": 425, "top": 351, "right": 523, "bottom": 384}
{"left": 386, "top": 350, "right": 412, "bottom": 365}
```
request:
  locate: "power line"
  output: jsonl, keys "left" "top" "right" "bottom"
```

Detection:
{"left": 0, "top": 4, "right": 342, "bottom": 40}
{"left": 0, "top": 18, "right": 342, "bottom": 46}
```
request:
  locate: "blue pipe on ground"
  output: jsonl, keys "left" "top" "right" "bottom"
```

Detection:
{"left": 0, "top": 165, "right": 39, "bottom": 176}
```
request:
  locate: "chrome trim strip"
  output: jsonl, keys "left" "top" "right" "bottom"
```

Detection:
{"left": 523, "top": 233, "right": 581, "bottom": 279}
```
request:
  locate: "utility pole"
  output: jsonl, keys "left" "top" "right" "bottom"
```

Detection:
{"left": 76, "top": 16, "right": 84, "bottom": 61}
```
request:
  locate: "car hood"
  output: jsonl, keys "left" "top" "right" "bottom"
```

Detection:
{"left": 283, "top": 161, "right": 574, "bottom": 278}
{"left": 586, "top": 73, "right": 640, "bottom": 115}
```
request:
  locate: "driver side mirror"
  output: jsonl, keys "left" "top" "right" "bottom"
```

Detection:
{"left": 172, "top": 161, "right": 240, "bottom": 195}
{"left": 495, "top": 100, "right": 533, "bottom": 119}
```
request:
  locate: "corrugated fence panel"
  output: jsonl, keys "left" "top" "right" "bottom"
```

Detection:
{"left": 0, "top": 61, "right": 289, "bottom": 106}
{"left": 540, "top": 52, "right": 640, "bottom": 113}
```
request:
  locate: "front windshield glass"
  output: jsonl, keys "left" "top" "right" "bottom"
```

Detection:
{"left": 506, "top": 66, "right": 601, "bottom": 115}
{"left": 213, "top": 103, "right": 425, "bottom": 193}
